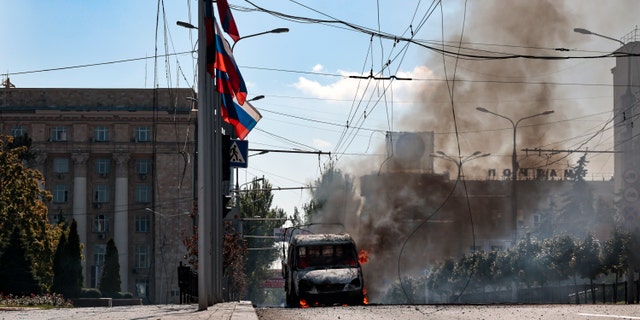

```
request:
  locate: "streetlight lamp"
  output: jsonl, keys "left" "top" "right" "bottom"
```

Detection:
{"left": 231, "top": 28, "right": 289, "bottom": 51}
{"left": 476, "top": 107, "right": 554, "bottom": 246}
{"left": 432, "top": 151, "right": 490, "bottom": 179}
{"left": 573, "top": 28, "right": 625, "bottom": 46}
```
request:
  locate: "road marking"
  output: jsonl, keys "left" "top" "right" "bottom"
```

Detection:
{"left": 577, "top": 313, "right": 640, "bottom": 319}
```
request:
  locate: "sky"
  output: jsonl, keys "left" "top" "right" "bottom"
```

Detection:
{"left": 1, "top": 0, "right": 640, "bottom": 217}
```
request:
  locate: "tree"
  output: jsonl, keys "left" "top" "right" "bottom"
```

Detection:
{"left": 303, "top": 162, "right": 359, "bottom": 234}
{"left": 51, "top": 231, "right": 69, "bottom": 295}
{"left": 240, "top": 178, "right": 287, "bottom": 304}
{"left": 543, "top": 235, "right": 577, "bottom": 285}
{"left": 66, "top": 219, "right": 83, "bottom": 297}
{"left": 603, "top": 227, "right": 630, "bottom": 283}
{"left": 0, "top": 135, "right": 62, "bottom": 291}
{"left": 0, "top": 227, "right": 41, "bottom": 295}
{"left": 575, "top": 233, "right": 603, "bottom": 303}
{"left": 223, "top": 221, "right": 247, "bottom": 301}
{"left": 53, "top": 220, "right": 83, "bottom": 298}
{"left": 99, "top": 239, "right": 121, "bottom": 298}
{"left": 559, "top": 154, "right": 595, "bottom": 237}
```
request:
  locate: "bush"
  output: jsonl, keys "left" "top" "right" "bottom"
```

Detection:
{"left": 0, "top": 293, "right": 72, "bottom": 307}
{"left": 80, "top": 288, "right": 102, "bottom": 298}
{"left": 120, "top": 292, "right": 134, "bottom": 299}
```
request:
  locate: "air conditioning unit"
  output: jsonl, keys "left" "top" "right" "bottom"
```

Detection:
{"left": 385, "top": 131, "right": 435, "bottom": 173}
{"left": 93, "top": 203, "right": 102, "bottom": 209}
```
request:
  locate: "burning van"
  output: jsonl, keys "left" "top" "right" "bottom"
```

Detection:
{"left": 282, "top": 233, "right": 365, "bottom": 307}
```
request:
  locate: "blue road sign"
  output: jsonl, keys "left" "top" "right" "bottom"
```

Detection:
{"left": 229, "top": 139, "right": 248, "bottom": 168}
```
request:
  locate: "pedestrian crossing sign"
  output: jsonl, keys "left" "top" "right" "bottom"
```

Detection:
{"left": 229, "top": 139, "right": 248, "bottom": 168}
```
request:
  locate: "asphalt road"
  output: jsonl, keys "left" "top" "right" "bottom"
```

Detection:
{"left": 256, "top": 304, "right": 640, "bottom": 320}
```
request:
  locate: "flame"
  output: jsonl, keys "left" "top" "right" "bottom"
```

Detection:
{"left": 299, "top": 299, "right": 309, "bottom": 308}
{"left": 358, "top": 249, "right": 369, "bottom": 265}
{"left": 363, "top": 288, "right": 369, "bottom": 305}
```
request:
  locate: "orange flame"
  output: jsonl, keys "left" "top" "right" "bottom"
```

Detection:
{"left": 358, "top": 249, "right": 369, "bottom": 265}
{"left": 299, "top": 299, "right": 309, "bottom": 308}
{"left": 363, "top": 288, "right": 369, "bottom": 305}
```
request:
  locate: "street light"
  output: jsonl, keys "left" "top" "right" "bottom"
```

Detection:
{"left": 573, "top": 28, "right": 625, "bottom": 46}
{"left": 231, "top": 28, "right": 289, "bottom": 51}
{"left": 476, "top": 107, "right": 554, "bottom": 246}
{"left": 432, "top": 151, "right": 490, "bottom": 179}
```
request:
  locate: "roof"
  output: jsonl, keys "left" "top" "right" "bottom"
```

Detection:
{"left": 290, "top": 233, "right": 355, "bottom": 246}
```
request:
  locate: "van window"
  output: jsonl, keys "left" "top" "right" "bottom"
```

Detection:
{"left": 296, "top": 244, "right": 357, "bottom": 269}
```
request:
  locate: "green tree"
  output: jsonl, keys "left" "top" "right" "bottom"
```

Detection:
{"left": 559, "top": 154, "right": 595, "bottom": 237}
{"left": 0, "top": 227, "right": 41, "bottom": 295}
{"left": 303, "top": 162, "right": 359, "bottom": 234}
{"left": 575, "top": 233, "right": 603, "bottom": 303}
{"left": 602, "top": 227, "right": 630, "bottom": 283}
{"left": 51, "top": 231, "right": 69, "bottom": 295}
{"left": 99, "top": 239, "right": 121, "bottom": 298}
{"left": 240, "top": 178, "right": 287, "bottom": 304}
{"left": 426, "top": 257, "right": 455, "bottom": 302}
{"left": 66, "top": 219, "right": 83, "bottom": 297}
{"left": 543, "top": 235, "right": 577, "bottom": 284}
{"left": 0, "top": 135, "right": 61, "bottom": 291}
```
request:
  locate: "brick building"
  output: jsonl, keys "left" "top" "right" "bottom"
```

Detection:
{"left": 0, "top": 88, "right": 196, "bottom": 303}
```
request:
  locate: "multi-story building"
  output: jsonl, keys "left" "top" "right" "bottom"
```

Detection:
{"left": 0, "top": 87, "right": 196, "bottom": 303}
{"left": 612, "top": 29, "right": 640, "bottom": 230}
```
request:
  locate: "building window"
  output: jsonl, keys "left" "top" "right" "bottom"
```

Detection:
{"left": 95, "top": 159, "right": 111, "bottom": 177}
{"left": 94, "top": 126, "right": 109, "bottom": 142}
{"left": 93, "top": 214, "right": 109, "bottom": 233}
{"left": 135, "top": 159, "right": 152, "bottom": 176}
{"left": 135, "top": 127, "right": 151, "bottom": 142}
{"left": 93, "top": 244, "right": 106, "bottom": 288}
{"left": 51, "top": 126, "right": 68, "bottom": 142}
{"left": 10, "top": 126, "right": 26, "bottom": 137}
{"left": 53, "top": 158, "right": 70, "bottom": 174}
{"left": 94, "top": 185, "right": 109, "bottom": 203}
{"left": 135, "top": 214, "right": 151, "bottom": 233}
{"left": 135, "top": 279, "right": 149, "bottom": 298}
{"left": 53, "top": 185, "right": 68, "bottom": 203}
{"left": 135, "top": 245, "right": 150, "bottom": 269}
{"left": 135, "top": 184, "right": 151, "bottom": 203}
{"left": 533, "top": 214, "right": 542, "bottom": 228}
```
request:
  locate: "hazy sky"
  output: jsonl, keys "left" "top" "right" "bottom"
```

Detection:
{"left": 1, "top": 1, "right": 639, "bottom": 215}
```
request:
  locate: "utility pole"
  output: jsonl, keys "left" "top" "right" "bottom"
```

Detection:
{"left": 197, "top": 0, "right": 223, "bottom": 309}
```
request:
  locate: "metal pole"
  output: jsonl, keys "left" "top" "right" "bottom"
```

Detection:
{"left": 197, "top": 0, "right": 211, "bottom": 309}
{"left": 197, "top": 1, "right": 213, "bottom": 310}
{"left": 197, "top": 0, "right": 224, "bottom": 308}
{"left": 511, "top": 123, "right": 518, "bottom": 246}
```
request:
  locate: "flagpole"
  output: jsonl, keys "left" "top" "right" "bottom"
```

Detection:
{"left": 197, "top": 0, "right": 224, "bottom": 309}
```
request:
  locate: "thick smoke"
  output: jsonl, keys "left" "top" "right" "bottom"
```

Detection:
{"left": 307, "top": 1, "right": 639, "bottom": 303}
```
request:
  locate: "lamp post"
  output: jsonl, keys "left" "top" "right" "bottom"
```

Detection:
{"left": 231, "top": 28, "right": 289, "bottom": 51}
{"left": 573, "top": 28, "right": 625, "bottom": 46}
{"left": 476, "top": 107, "right": 554, "bottom": 246}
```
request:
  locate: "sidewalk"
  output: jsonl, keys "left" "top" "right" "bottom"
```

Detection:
{"left": 0, "top": 301, "right": 259, "bottom": 320}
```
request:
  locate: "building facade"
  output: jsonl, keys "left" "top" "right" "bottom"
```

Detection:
{"left": 0, "top": 88, "right": 196, "bottom": 303}
{"left": 612, "top": 30, "right": 640, "bottom": 230}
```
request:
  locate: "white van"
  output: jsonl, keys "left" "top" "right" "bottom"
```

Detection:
{"left": 282, "top": 233, "right": 365, "bottom": 307}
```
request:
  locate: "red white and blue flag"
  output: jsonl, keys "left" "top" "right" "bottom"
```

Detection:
{"left": 215, "top": 0, "right": 240, "bottom": 42}
{"left": 205, "top": 1, "right": 259, "bottom": 139}
{"left": 220, "top": 93, "right": 262, "bottom": 140}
